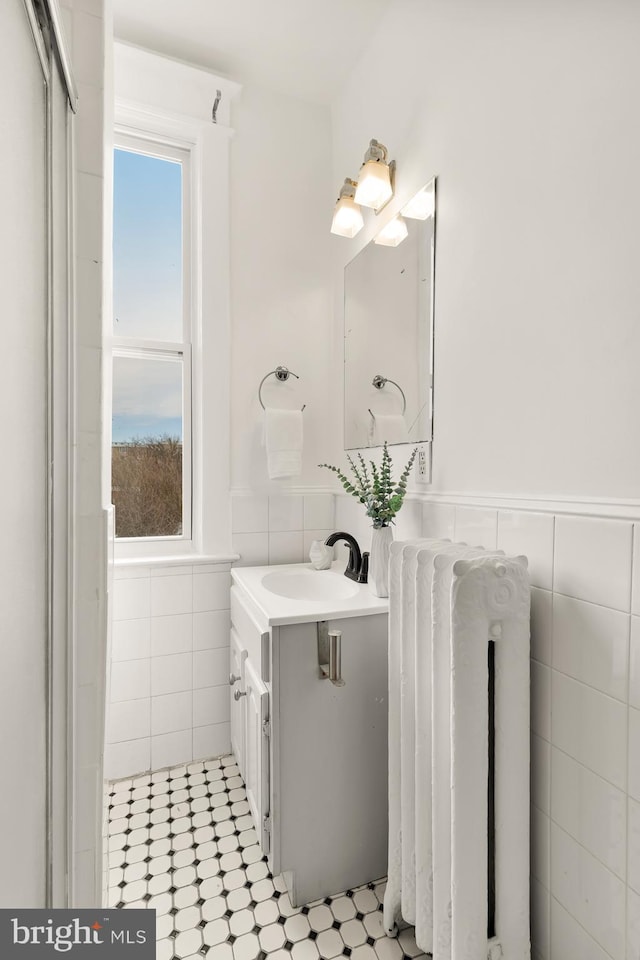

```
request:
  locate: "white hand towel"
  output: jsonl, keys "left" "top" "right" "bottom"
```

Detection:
{"left": 265, "top": 408, "right": 303, "bottom": 479}
{"left": 370, "top": 412, "right": 410, "bottom": 445}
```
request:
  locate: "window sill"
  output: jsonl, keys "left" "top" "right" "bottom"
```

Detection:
{"left": 113, "top": 552, "right": 239, "bottom": 570}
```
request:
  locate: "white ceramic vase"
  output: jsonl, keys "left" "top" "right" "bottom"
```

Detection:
{"left": 369, "top": 525, "right": 393, "bottom": 597}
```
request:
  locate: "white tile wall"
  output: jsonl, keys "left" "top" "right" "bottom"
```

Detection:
{"left": 421, "top": 501, "right": 455, "bottom": 540}
{"left": 193, "top": 610, "right": 230, "bottom": 650}
{"left": 232, "top": 493, "right": 335, "bottom": 567}
{"left": 627, "top": 887, "right": 640, "bottom": 960}
{"left": 420, "top": 501, "right": 638, "bottom": 960}
{"left": 631, "top": 524, "right": 640, "bottom": 616}
{"left": 550, "top": 748, "right": 626, "bottom": 879}
{"left": 453, "top": 505, "right": 498, "bottom": 549}
{"left": 269, "top": 530, "right": 304, "bottom": 564}
{"left": 628, "top": 798, "right": 640, "bottom": 895}
{"left": 554, "top": 516, "right": 632, "bottom": 611}
{"left": 630, "top": 616, "right": 640, "bottom": 709}
{"left": 105, "top": 490, "right": 640, "bottom": 959}
{"left": 530, "top": 587, "right": 552, "bottom": 665}
{"left": 111, "top": 618, "right": 150, "bottom": 661}
{"left": 497, "top": 511, "right": 554, "bottom": 590}
{"left": 104, "top": 560, "right": 233, "bottom": 780}
{"left": 552, "top": 595, "right": 629, "bottom": 701}
{"left": 232, "top": 494, "right": 269, "bottom": 534}
{"left": 552, "top": 671, "right": 627, "bottom": 790}
{"left": 550, "top": 822, "right": 626, "bottom": 960}
{"left": 628, "top": 708, "right": 640, "bottom": 802}
{"left": 231, "top": 532, "right": 270, "bottom": 566}
{"left": 550, "top": 897, "right": 612, "bottom": 960}
{"left": 268, "top": 494, "right": 304, "bottom": 531}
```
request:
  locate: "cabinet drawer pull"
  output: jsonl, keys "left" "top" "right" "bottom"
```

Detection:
{"left": 234, "top": 689, "right": 247, "bottom": 701}
{"left": 229, "top": 673, "right": 241, "bottom": 686}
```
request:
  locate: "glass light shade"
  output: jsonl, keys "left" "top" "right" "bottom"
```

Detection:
{"left": 354, "top": 160, "right": 393, "bottom": 211}
{"left": 331, "top": 196, "right": 364, "bottom": 238}
{"left": 374, "top": 215, "right": 408, "bottom": 247}
{"left": 401, "top": 185, "right": 435, "bottom": 220}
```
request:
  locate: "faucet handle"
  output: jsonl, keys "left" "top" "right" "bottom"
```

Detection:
{"left": 358, "top": 551, "right": 369, "bottom": 584}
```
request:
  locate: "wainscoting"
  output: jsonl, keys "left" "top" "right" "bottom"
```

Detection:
{"left": 107, "top": 484, "right": 640, "bottom": 959}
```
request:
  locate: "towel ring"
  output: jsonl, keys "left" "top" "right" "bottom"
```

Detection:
{"left": 368, "top": 374, "right": 406, "bottom": 416}
{"left": 258, "top": 365, "right": 306, "bottom": 411}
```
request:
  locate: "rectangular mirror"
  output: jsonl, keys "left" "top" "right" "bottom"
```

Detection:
{"left": 343, "top": 178, "right": 435, "bottom": 450}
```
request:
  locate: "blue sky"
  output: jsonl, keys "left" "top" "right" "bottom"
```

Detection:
{"left": 112, "top": 149, "right": 183, "bottom": 443}
{"left": 112, "top": 356, "right": 183, "bottom": 444}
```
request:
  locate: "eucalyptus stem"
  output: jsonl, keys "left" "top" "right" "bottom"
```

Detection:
{"left": 319, "top": 442, "right": 418, "bottom": 527}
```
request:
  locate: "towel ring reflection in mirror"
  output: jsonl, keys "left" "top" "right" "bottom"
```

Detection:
{"left": 258, "top": 365, "right": 306, "bottom": 411}
{"left": 367, "top": 374, "right": 407, "bottom": 418}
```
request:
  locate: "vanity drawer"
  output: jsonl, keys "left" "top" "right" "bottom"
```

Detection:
{"left": 230, "top": 585, "right": 270, "bottom": 681}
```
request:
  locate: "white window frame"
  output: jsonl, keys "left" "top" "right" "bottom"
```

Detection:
{"left": 111, "top": 44, "right": 240, "bottom": 563}
{"left": 112, "top": 134, "right": 193, "bottom": 546}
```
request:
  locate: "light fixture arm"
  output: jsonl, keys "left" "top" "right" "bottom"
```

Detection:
{"left": 337, "top": 177, "right": 359, "bottom": 201}
{"left": 363, "top": 139, "right": 389, "bottom": 164}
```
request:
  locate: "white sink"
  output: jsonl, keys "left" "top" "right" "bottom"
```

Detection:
{"left": 261, "top": 568, "right": 359, "bottom": 602}
{"left": 233, "top": 562, "right": 388, "bottom": 625}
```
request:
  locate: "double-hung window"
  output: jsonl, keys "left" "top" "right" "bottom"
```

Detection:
{"left": 111, "top": 135, "right": 192, "bottom": 543}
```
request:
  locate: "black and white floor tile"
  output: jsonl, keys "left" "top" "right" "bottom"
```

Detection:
{"left": 107, "top": 755, "right": 428, "bottom": 960}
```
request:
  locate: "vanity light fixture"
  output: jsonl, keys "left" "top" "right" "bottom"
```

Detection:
{"left": 401, "top": 183, "right": 435, "bottom": 220}
{"left": 330, "top": 178, "right": 364, "bottom": 238}
{"left": 354, "top": 139, "right": 394, "bottom": 212}
{"left": 374, "top": 215, "right": 408, "bottom": 247}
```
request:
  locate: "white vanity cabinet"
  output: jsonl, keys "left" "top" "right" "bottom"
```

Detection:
{"left": 230, "top": 586, "right": 271, "bottom": 852}
{"left": 243, "top": 656, "right": 270, "bottom": 851}
{"left": 230, "top": 563, "right": 390, "bottom": 907}
{"left": 229, "top": 629, "right": 247, "bottom": 777}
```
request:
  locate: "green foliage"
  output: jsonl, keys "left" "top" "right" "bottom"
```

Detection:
{"left": 112, "top": 436, "right": 182, "bottom": 538}
{"left": 319, "top": 442, "right": 418, "bottom": 528}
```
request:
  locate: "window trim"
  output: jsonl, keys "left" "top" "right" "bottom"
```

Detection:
{"left": 111, "top": 44, "right": 239, "bottom": 562}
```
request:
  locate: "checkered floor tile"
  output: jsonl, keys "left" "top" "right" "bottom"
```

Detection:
{"left": 107, "top": 755, "right": 428, "bottom": 960}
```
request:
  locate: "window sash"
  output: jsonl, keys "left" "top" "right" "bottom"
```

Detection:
{"left": 111, "top": 134, "right": 193, "bottom": 544}
{"left": 112, "top": 345, "right": 192, "bottom": 542}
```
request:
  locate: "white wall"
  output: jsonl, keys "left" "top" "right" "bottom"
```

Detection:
{"left": 332, "top": 0, "right": 640, "bottom": 501}
{"left": 230, "top": 85, "right": 336, "bottom": 491}
{"left": 330, "top": 2, "right": 640, "bottom": 958}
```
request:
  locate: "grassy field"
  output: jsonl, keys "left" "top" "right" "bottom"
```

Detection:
{"left": 112, "top": 436, "right": 182, "bottom": 538}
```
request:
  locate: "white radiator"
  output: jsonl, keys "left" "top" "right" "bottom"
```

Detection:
{"left": 384, "top": 539, "right": 531, "bottom": 960}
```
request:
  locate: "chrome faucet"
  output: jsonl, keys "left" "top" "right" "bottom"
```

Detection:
{"left": 324, "top": 531, "right": 369, "bottom": 583}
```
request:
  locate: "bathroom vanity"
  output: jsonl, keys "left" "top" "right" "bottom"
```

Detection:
{"left": 230, "top": 562, "right": 389, "bottom": 906}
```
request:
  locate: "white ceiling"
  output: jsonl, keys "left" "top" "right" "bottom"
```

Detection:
{"left": 112, "top": 0, "right": 393, "bottom": 105}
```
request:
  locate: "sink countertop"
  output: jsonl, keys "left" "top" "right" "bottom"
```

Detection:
{"left": 231, "top": 561, "right": 389, "bottom": 627}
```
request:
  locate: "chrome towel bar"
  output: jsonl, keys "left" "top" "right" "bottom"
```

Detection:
{"left": 368, "top": 373, "right": 407, "bottom": 416}
{"left": 258, "top": 365, "right": 306, "bottom": 412}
